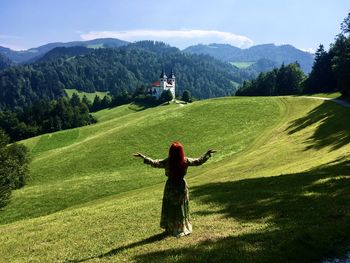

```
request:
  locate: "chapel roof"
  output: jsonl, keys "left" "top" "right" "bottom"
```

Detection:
{"left": 152, "top": 81, "right": 160, "bottom": 87}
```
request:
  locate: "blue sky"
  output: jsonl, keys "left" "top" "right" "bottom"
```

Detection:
{"left": 0, "top": 0, "right": 348, "bottom": 52}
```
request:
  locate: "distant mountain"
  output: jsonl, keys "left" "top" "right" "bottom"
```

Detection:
{"left": 37, "top": 46, "right": 93, "bottom": 62}
{"left": 183, "top": 44, "right": 242, "bottom": 61}
{"left": 0, "top": 38, "right": 129, "bottom": 64}
{"left": 183, "top": 43, "right": 314, "bottom": 73}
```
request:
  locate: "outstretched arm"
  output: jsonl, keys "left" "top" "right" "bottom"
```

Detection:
{"left": 187, "top": 149, "right": 217, "bottom": 166}
{"left": 133, "top": 152, "right": 167, "bottom": 168}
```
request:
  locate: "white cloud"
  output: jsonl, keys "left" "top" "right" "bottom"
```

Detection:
{"left": 300, "top": 47, "right": 315, "bottom": 54}
{"left": 80, "top": 29, "right": 254, "bottom": 49}
{"left": 0, "top": 42, "right": 27, "bottom": 51}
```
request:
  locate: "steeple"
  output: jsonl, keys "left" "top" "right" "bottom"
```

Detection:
{"left": 159, "top": 69, "right": 167, "bottom": 79}
{"left": 170, "top": 69, "right": 176, "bottom": 79}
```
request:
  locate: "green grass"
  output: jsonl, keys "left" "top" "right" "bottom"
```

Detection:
{"left": 0, "top": 96, "right": 350, "bottom": 262}
{"left": 304, "top": 92, "right": 342, "bottom": 99}
{"left": 230, "top": 61, "right": 256, "bottom": 69}
{"left": 65, "top": 88, "right": 109, "bottom": 101}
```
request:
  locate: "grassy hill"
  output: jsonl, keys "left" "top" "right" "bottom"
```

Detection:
{"left": 0, "top": 96, "right": 349, "bottom": 262}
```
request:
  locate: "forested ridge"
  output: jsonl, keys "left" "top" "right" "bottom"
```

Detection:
{"left": 0, "top": 41, "right": 248, "bottom": 110}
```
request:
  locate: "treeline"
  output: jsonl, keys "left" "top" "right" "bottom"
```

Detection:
{"left": 304, "top": 13, "right": 350, "bottom": 98}
{"left": 0, "top": 129, "right": 30, "bottom": 208}
{"left": 237, "top": 13, "right": 350, "bottom": 98}
{"left": 0, "top": 41, "right": 247, "bottom": 110}
{"left": 236, "top": 62, "right": 305, "bottom": 96}
{"left": 0, "top": 94, "right": 96, "bottom": 142}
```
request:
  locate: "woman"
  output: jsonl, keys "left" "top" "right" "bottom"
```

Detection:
{"left": 133, "top": 141, "right": 216, "bottom": 237}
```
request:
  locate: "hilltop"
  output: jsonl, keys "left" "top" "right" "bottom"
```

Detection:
{"left": 0, "top": 96, "right": 349, "bottom": 262}
{"left": 0, "top": 38, "right": 129, "bottom": 64}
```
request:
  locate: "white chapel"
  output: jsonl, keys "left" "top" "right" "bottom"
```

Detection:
{"left": 149, "top": 69, "right": 176, "bottom": 99}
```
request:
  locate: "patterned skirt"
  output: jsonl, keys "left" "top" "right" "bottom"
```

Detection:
{"left": 160, "top": 179, "right": 192, "bottom": 237}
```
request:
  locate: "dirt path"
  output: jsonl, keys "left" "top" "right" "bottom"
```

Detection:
{"left": 302, "top": 96, "right": 350, "bottom": 108}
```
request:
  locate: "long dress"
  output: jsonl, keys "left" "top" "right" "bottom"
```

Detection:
{"left": 143, "top": 152, "right": 211, "bottom": 236}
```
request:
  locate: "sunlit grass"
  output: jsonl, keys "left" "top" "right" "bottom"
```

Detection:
{"left": 0, "top": 96, "right": 349, "bottom": 262}
{"left": 65, "top": 88, "right": 109, "bottom": 101}
{"left": 304, "top": 92, "right": 342, "bottom": 99}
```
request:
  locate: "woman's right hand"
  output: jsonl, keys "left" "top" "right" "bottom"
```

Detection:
{"left": 133, "top": 152, "right": 144, "bottom": 158}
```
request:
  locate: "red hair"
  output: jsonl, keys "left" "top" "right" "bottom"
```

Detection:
{"left": 168, "top": 141, "right": 187, "bottom": 183}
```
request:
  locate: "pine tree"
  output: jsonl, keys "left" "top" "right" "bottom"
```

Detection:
{"left": 91, "top": 95, "right": 101, "bottom": 112}
{"left": 341, "top": 12, "right": 350, "bottom": 35}
{"left": 331, "top": 35, "right": 350, "bottom": 98}
{"left": 70, "top": 93, "right": 81, "bottom": 107}
{"left": 304, "top": 45, "right": 336, "bottom": 94}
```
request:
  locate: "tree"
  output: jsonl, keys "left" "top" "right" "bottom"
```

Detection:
{"left": 159, "top": 89, "right": 173, "bottom": 104}
{"left": 0, "top": 129, "right": 30, "bottom": 208}
{"left": 181, "top": 90, "right": 192, "bottom": 102}
{"left": 91, "top": 95, "right": 102, "bottom": 112}
{"left": 341, "top": 12, "right": 350, "bottom": 35}
{"left": 111, "top": 90, "right": 131, "bottom": 107}
{"left": 101, "top": 96, "right": 111, "bottom": 109}
{"left": 304, "top": 44, "right": 336, "bottom": 94}
{"left": 81, "top": 95, "right": 92, "bottom": 109}
{"left": 331, "top": 35, "right": 350, "bottom": 98}
{"left": 70, "top": 93, "right": 81, "bottom": 107}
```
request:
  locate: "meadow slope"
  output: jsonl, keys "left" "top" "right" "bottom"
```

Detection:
{"left": 0, "top": 97, "right": 349, "bottom": 263}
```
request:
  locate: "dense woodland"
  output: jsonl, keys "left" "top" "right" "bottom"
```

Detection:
{"left": 237, "top": 13, "right": 350, "bottom": 99}
{"left": 0, "top": 94, "right": 96, "bottom": 142}
{"left": 236, "top": 62, "right": 305, "bottom": 96}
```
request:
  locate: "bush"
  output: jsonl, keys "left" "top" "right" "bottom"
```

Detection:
{"left": 0, "top": 129, "right": 30, "bottom": 208}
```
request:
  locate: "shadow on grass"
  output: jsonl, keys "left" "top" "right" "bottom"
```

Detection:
{"left": 127, "top": 102, "right": 158, "bottom": 112}
{"left": 287, "top": 100, "right": 350, "bottom": 150}
{"left": 134, "top": 158, "right": 350, "bottom": 263}
{"left": 66, "top": 232, "right": 168, "bottom": 263}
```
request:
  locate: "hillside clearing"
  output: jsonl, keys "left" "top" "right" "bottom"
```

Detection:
{"left": 65, "top": 89, "right": 109, "bottom": 101}
{"left": 0, "top": 96, "right": 349, "bottom": 262}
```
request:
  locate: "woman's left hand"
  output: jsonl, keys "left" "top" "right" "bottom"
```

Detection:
{"left": 207, "top": 149, "right": 217, "bottom": 154}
